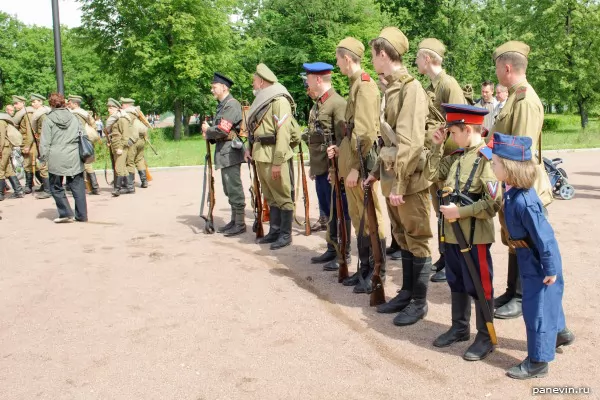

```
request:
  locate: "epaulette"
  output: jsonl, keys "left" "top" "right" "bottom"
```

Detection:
{"left": 319, "top": 91, "right": 330, "bottom": 104}
{"left": 515, "top": 86, "right": 527, "bottom": 101}
{"left": 361, "top": 72, "right": 371, "bottom": 82}
{"left": 399, "top": 74, "right": 414, "bottom": 85}
{"left": 478, "top": 145, "right": 492, "bottom": 160}
{"left": 450, "top": 148, "right": 464, "bottom": 155}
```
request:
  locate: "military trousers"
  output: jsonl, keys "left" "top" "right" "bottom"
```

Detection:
{"left": 386, "top": 188, "right": 433, "bottom": 258}
{"left": 127, "top": 139, "right": 146, "bottom": 173}
{"left": 22, "top": 146, "right": 48, "bottom": 178}
{"left": 221, "top": 163, "right": 245, "bottom": 210}
{"left": 256, "top": 160, "right": 293, "bottom": 211}
{"left": 113, "top": 147, "right": 129, "bottom": 177}
{"left": 0, "top": 146, "right": 16, "bottom": 179}
{"left": 445, "top": 243, "right": 494, "bottom": 300}
{"left": 345, "top": 179, "right": 384, "bottom": 239}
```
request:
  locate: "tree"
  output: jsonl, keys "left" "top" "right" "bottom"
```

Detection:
{"left": 79, "top": 0, "right": 236, "bottom": 139}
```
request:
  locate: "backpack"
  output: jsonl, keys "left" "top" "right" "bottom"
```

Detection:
{"left": 7, "top": 124, "right": 23, "bottom": 147}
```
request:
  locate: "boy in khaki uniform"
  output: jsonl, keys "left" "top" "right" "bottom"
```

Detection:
{"left": 416, "top": 38, "right": 468, "bottom": 283}
{"left": 425, "top": 104, "right": 501, "bottom": 361}
{"left": 365, "top": 27, "right": 433, "bottom": 326}
{"left": 0, "top": 113, "right": 25, "bottom": 200}
{"left": 329, "top": 37, "right": 385, "bottom": 294}
{"left": 244, "top": 64, "right": 297, "bottom": 250}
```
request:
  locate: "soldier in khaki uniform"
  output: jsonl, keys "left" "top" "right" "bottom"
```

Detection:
{"left": 364, "top": 27, "right": 432, "bottom": 325}
{"left": 13, "top": 94, "right": 51, "bottom": 198}
{"left": 67, "top": 95, "right": 101, "bottom": 195}
{"left": 329, "top": 37, "right": 385, "bottom": 294}
{"left": 244, "top": 64, "right": 298, "bottom": 250}
{"left": 302, "top": 62, "right": 351, "bottom": 271}
{"left": 425, "top": 104, "right": 501, "bottom": 361}
{"left": 0, "top": 113, "right": 25, "bottom": 200}
{"left": 108, "top": 98, "right": 136, "bottom": 196}
{"left": 119, "top": 98, "right": 145, "bottom": 190}
{"left": 490, "top": 41, "right": 556, "bottom": 320}
{"left": 416, "top": 38, "right": 468, "bottom": 283}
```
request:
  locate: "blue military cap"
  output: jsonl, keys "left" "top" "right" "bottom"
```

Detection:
{"left": 212, "top": 72, "right": 234, "bottom": 88}
{"left": 491, "top": 132, "right": 532, "bottom": 161}
{"left": 302, "top": 62, "right": 334, "bottom": 75}
{"left": 441, "top": 103, "right": 489, "bottom": 127}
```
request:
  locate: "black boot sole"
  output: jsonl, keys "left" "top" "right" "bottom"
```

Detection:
{"left": 463, "top": 346, "right": 494, "bottom": 361}
{"left": 223, "top": 226, "right": 247, "bottom": 237}
{"left": 270, "top": 239, "right": 291, "bottom": 250}
{"left": 310, "top": 253, "right": 337, "bottom": 264}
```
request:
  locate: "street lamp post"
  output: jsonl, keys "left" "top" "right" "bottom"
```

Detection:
{"left": 51, "top": 0, "right": 65, "bottom": 94}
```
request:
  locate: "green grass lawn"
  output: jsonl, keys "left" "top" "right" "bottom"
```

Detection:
{"left": 92, "top": 114, "right": 600, "bottom": 169}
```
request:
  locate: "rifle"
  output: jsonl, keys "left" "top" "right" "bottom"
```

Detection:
{"left": 297, "top": 142, "right": 310, "bottom": 235}
{"left": 103, "top": 125, "right": 117, "bottom": 186}
{"left": 324, "top": 121, "right": 349, "bottom": 282}
{"left": 440, "top": 186, "right": 497, "bottom": 345}
{"left": 200, "top": 117, "right": 215, "bottom": 234}
{"left": 358, "top": 140, "right": 385, "bottom": 306}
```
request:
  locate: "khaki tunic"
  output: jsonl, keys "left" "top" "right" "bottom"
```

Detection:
{"left": 72, "top": 110, "right": 99, "bottom": 175}
{"left": 376, "top": 67, "right": 432, "bottom": 257}
{"left": 340, "top": 69, "right": 384, "bottom": 239}
{"left": 20, "top": 108, "right": 48, "bottom": 178}
{"left": 251, "top": 96, "right": 295, "bottom": 210}
{"left": 425, "top": 141, "right": 501, "bottom": 244}
{"left": 110, "top": 113, "right": 136, "bottom": 177}
{"left": 0, "top": 120, "right": 16, "bottom": 179}
{"left": 305, "top": 88, "right": 346, "bottom": 177}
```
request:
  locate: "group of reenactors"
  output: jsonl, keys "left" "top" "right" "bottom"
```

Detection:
{"left": 202, "top": 27, "right": 574, "bottom": 379}
{"left": 0, "top": 95, "right": 151, "bottom": 201}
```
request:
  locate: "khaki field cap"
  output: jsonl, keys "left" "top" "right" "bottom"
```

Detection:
{"left": 377, "top": 27, "right": 409, "bottom": 56}
{"left": 336, "top": 37, "right": 365, "bottom": 58}
{"left": 120, "top": 97, "right": 135, "bottom": 105}
{"left": 12, "top": 95, "right": 26, "bottom": 103}
{"left": 493, "top": 41, "right": 530, "bottom": 61}
{"left": 30, "top": 93, "right": 46, "bottom": 102}
{"left": 418, "top": 38, "right": 445, "bottom": 58}
{"left": 68, "top": 94, "right": 83, "bottom": 102}
{"left": 255, "top": 63, "right": 278, "bottom": 83}
{"left": 107, "top": 98, "right": 121, "bottom": 108}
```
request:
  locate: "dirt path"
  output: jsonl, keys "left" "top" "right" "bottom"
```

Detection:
{"left": 0, "top": 150, "right": 598, "bottom": 400}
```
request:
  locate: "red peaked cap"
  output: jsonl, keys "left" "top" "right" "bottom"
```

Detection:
{"left": 442, "top": 103, "right": 489, "bottom": 126}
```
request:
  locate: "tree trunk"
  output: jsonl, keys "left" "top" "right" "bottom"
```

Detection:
{"left": 577, "top": 99, "right": 588, "bottom": 128}
{"left": 183, "top": 110, "right": 190, "bottom": 136}
{"left": 173, "top": 99, "right": 182, "bottom": 140}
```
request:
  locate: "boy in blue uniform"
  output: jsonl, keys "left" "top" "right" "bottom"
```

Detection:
{"left": 490, "top": 132, "right": 575, "bottom": 379}
{"left": 425, "top": 104, "right": 501, "bottom": 361}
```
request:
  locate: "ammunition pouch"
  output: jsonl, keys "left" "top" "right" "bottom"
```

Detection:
{"left": 256, "top": 135, "right": 276, "bottom": 145}
{"left": 379, "top": 146, "right": 397, "bottom": 172}
{"left": 440, "top": 190, "right": 482, "bottom": 207}
{"left": 507, "top": 236, "right": 534, "bottom": 250}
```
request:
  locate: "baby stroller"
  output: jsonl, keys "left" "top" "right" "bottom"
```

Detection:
{"left": 543, "top": 157, "right": 575, "bottom": 200}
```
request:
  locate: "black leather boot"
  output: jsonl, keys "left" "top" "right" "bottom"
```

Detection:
{"left": 432, "top": 254, "right": 445, "bottom": 272}
{"left": 138, "top": 169, "right": 148, "bottom": 188}
{"left": 35, "top": 177, "right": 51, "bottom": 199}
{"left": 7, "top": 176, "right": 24, "bottom": 198}
{"left": 24, "top": 172, "right": 33, "bottom": 194}
{"left": 218, "top": 209, "right": 236, "bottom": 233}
{"left": 393, "top": 256, "right": 430, "bottom": 326}
{"left": 430, "top": 267, "right": 447, "bottom": 282}
{"left": 323, "top": 221, "right": 351, "bottom": 271}
{"left": 258, "top": 206, "right": 280, "bottom": 244}
{"left": 120, "top": 173, "right": 135, "bottom": 194}
{"left": 87, "top": 172, "right": 100, "bottom": 195}
{"left": 433, "top": 292, "right": 471, "bottom": 347}
{"left": 224, "top": 208, "right": 247, "bottom": 237}
{"left": 494, "top": 253, "right": 518, "bottom": 308}
{"left": 377, "top": 249, "right": 414, "bottom": 313}
{"left": 506, "top": 358, "right": 548, "bottom": 379}
{"left": 313, "top": 214, "right": 338, "bottom": 264}
{"left": 271, "top": 209, "right": 292, "bottom": 250}
{"left": 112, "top": 176, "right": 123, "bottom": 197}
{"left": 34, "top": 171, "right": 44, "bottom": 192}
{"left": 352, "top": 236, "right": 374, "bottom": 293}
{"left": 556, "top": 328, "right": 575, "bottom": 348}
{"left": 0, "top": 179, "right": 5, "bottom": 201}
{"left": 463, "top": 299, "right": 495, "bottom": 361}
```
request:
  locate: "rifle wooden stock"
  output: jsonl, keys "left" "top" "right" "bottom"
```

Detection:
{"left": 298, "top": 143, "right": 310, "bottom": 236}
{"left": 251, "top": 159, "right": 265, "bottom": 238}
{"left": 440, "top": 186, "right": 497, "bottom": 345}
{"left": 203, "top": 140, "right": 216, "bottom": 234}
{"left": 262, "top": 198, "right": 270, "bottom": 223}
{"left": 332, "top": 159, "right": 349, "bottom": 283}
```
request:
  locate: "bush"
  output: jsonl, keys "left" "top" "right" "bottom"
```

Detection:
{"left": 543, "top": 118, "right": 560, "bottom": 131}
